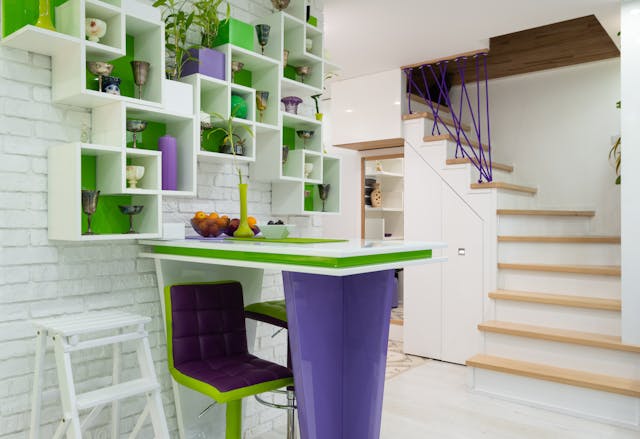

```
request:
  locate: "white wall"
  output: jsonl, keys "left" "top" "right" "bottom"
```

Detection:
{"left": 620, "top": 0, "right": 640, "bottom": 344}
{"left": 453, "top": 58, "right": 621, "bottom": 234}
{"left": 0, "top": 1, "right": 323, "bottom": 438}
{"left": 330, "top": 69, "right": 402, "bottom": 146}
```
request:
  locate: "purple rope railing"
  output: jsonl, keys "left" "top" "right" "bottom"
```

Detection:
{"left": 403, "top": 52, "right": 492, "bottom": 182}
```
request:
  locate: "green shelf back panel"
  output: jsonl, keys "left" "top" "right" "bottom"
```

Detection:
{"left": 213, "top": 18, "right": 254, "bottom": 51}
{"left": 232, "top": 69, "right": 252, "bottom": 88}
{"left": 282, "top": 126, "right": 296, "bottom": 150}
{"left": 283, "top": 65, "right": 296, "bottom": 80}
{"left": 126, "top": 120, "right": 166, "bottom": 150}
{"left": 303, "top": 183, "right": 314, "bottom": 211}
{"left": 86, "top": 35, "right": 136, "bottom": 98}
{"left": 2, "top": 0, "right": 67, "bottom": 38}
{"left": 201, "top": 129, "right": 225, "bottom": 153}
{"left": 80, "top": 155, "right": 132, "bottom": 234}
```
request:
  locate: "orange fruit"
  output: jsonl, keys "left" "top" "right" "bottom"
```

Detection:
{"left": 248, "top": 216, "right": 257, "bottom": 227}
{"left": 208, "top": 212, "right": 219, "bottom": 219}
{"left": 194, "top": 211, "right": 207, "bottom": 220}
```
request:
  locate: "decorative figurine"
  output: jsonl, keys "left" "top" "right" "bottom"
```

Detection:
{"left": 85, "top": 18, "right": 107, "bottom": 43}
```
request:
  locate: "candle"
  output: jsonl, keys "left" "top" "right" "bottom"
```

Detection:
{"left": 158, "top": 135, "right": 177, "bottom": 191}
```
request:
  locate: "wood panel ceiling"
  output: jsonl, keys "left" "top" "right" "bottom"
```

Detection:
{"left": 407, "top": 15, "right": 619, "bottom": 90}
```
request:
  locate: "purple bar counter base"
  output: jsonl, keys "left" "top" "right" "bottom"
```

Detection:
{"left": 158, "top": 135, "right": 177, "bottom": 190}
{"left": 283, "top": 270, "right": 395, "bottom": 439}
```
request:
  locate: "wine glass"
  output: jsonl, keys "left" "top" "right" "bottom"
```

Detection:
{"left": 255, "top": 24, "right": 270, "bottom": 55}
{"left": 87, "top": 61, "right": 113, "bottom": 93}
{"left": 81, "top": 190, "right": 100, "bottom": 235}
{"left": 318, "top": 184, "right": 331, "bottom": 212}
{"left": 295, "top": 65, "right": 311, "bottom": 83}
{"left": 118, "top": 205, "right": 144, "bottom": 234}
{"left": 126, "top": 120, "right": 147, "bottom": 149}
{"left": 256, "top": 91, "right": 269, "bottom": 123}
{"left": 296, "top": 130, "right": 315, "bottom": 149}
{"left": 231, "top": 61, "right": 244, "bottom": 82}
{"left": 131, "top": 60, "right": 150, "bottom": 100}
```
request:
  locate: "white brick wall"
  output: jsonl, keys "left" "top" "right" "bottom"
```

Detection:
{"left": 0, "top": 0, "right": 323, "bottom": 437}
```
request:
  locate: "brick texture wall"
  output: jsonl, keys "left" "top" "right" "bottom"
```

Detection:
{"left": 0, "top": 0, "right": 323, "bottom": 437}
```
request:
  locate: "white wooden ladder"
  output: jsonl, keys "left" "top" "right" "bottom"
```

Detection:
{"left": 30, "top": 311, "right": 170, "bottom": 438}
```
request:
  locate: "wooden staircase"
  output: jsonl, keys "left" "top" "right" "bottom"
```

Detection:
{"left": 404, "top": 106, "right": 639, "bottom": 427}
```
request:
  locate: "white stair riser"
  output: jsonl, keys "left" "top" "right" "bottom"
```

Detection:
{"left": 484, "top": 332, "right": 640, "bottom": 379}
{"left": 470, "top": 368, "right": 640, "bottom": 428}
{"left": 497, "top": 191, "right": 537, "bottom": 209}
{"left": 498, "top": 269, "right": 621, "bottom": 298}
{"left": 498, "top": 242, "right": 621, "bottom": 265}
{"left": 498, "top": 216, "right": 592, "bottom": 235}
{"left": 494, "top": 300, "right": 620, "bottom": 335}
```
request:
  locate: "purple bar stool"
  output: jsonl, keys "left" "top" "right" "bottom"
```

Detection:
{"left": 165, "top": 282, "right": 293, "bottom": 439}
{"left": 244, "top": 299, "right": 296, "bottom": 439}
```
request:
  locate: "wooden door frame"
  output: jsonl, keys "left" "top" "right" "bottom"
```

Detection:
{"left": 361, "top": 153, "right": 404, "bottom": 239}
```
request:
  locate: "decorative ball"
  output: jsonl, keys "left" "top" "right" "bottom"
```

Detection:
{"left": 231, "top": 94, "right": 248, "bottom": 119}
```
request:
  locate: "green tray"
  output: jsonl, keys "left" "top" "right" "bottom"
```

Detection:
{"left": 227, "top": 237, "right": 347, "bottom": 244}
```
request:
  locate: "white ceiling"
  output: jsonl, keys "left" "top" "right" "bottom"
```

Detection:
{"left": 323, "top": 0, "right": 620, "bottom": 79}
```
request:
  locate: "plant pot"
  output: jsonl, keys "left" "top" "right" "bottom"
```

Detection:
{"left": 163, "top": 79, "right": 193, "bottom": 115}
{"left": 214, "top": 18, "right": 254, "bottom": 51}
{"left": 181, "top": 48, "right": 226, "bottom": 81}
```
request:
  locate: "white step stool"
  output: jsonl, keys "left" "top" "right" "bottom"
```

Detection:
{"left": 29, "top": 311, "right": 170, "bottom": 439}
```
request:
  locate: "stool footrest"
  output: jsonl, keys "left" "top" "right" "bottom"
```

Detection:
{"left": 76, "top": 379, "right": 159, "bottom": 410}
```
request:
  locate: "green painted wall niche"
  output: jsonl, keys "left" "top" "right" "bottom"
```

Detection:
{"left": 80, "top": 155, "right": 131, "bottom": 235}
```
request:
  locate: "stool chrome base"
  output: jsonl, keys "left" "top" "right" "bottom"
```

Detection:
{"left": 255, "top": 389, "right": 297, "bottom": 439}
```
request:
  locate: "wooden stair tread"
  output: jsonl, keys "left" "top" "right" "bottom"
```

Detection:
{"left": 424, "top": 133, "right": 489, "bottom": 151}
{"left": 447, "top": 158, "right": 513, "bottom": 173}
{"left": 498, "top": 235, "right": 620, "bottom": 244}
{"left": 409, "top": 94, "right": 451, "bottom": 113}
{"left": 489, "top": 290, "right": 621, "bottom": 311}
{"left": 403, "top": 112, "right": 471, "bottom": 131}
{"left": 498, "top": 263, "right": 621, "bottom": 276}
{"left": 479, "top": 320, "right": 639, "bottom": 353}
{"left": 497, "top": 209, "right": 595, "bottom": 217}
{"left": 333, "top": 138, "right": 404, "bottom": 151}
{"left": 472, "top": 182, "right": 537, "bottom": 194}
{"left": 467, "top": 354, "right": 640, "bottom": 398}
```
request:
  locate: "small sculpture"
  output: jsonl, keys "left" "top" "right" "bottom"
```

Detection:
{"left": 85, "top": 18, "right": 107, "bottom": 43}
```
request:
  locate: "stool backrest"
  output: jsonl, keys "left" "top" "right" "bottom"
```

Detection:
{"left": 166, "top": 282, "right": 248, "bottom": 367}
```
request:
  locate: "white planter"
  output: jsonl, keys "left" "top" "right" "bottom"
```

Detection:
{"left": 163, "top": 79, "right": 194, "bottom": 116}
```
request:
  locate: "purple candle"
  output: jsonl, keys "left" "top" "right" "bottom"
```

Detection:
{"left": 158, "top": 135, "right": 177, "bottom": 190}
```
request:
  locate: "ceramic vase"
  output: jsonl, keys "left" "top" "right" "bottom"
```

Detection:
{"left": 35, "top": 0, "right": 56, "bottom": 31}
{"left": 234, "top": 183, "right": 254, "bottom": 237}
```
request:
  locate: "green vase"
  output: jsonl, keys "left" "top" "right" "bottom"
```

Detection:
{"left": 35, "top": 0, "right": 56, "bottom": 31}
{"left": 234, "top": 183, "right": 254, "bottom": 237}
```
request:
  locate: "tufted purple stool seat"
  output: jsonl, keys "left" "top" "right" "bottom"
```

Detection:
{"left": 165, "top": 282, "right": 293, "bottom": 438}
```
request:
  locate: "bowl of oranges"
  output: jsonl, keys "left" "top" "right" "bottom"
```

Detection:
{"left": 190, "top": 211, "right": 260, "bottom": 237}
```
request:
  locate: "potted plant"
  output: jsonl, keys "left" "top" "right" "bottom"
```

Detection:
{"left": 311, "top": 94, "right": 322, "bottom": 121}
{"left": 181, "top": 0, "right": 229, "bottom": 80}
{"left": 204, "top": 110, "right": 255, "bottom": 237}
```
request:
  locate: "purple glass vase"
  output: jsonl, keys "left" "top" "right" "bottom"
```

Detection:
{"left": 281, "top": 96, "right": 303, "bottom": 114}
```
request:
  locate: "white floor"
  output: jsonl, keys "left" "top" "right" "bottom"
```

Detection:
{"left": 257, "top": 360, "right": 639, "bottom": 439}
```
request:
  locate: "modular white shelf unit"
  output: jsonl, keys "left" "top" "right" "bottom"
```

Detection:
{"left": 48, "top": 142, "right": 162, "bottom": 241}
{"left": 364, "top": 157, "right": 404, "bottom": 240}
{"left": 3, "top": 0, "right": 338, "bottom": 221}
